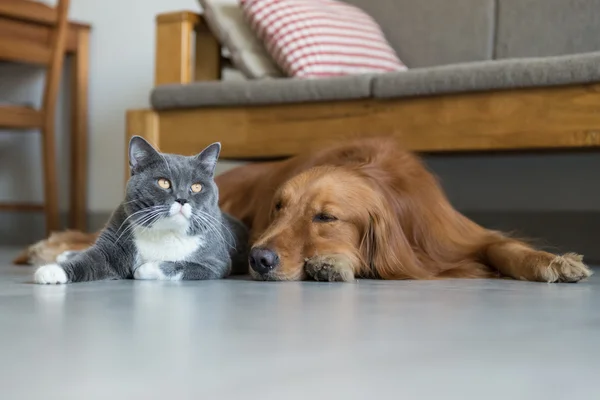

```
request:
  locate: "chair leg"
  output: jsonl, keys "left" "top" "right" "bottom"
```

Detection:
{"left": 41, "top": 125, "right": 60, "bottom": 234}
{"left": 69, "top": 28, "right": 90, "bottom": 231}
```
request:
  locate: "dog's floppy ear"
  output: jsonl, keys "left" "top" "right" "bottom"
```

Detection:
{"left": 359, "top": 193, "right": 430, "bottom": 280}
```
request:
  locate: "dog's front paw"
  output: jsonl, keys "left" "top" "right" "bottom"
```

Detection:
{"left": 34, "top": 264, "right": 68, "bottom": 285}
{"left": 304, "top": 255, "right": 355, "bottom": 282}
{"left": 542, "top": 253, "right": 593, "bottom": 283}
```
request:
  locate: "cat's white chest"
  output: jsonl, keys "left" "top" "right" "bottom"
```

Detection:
{"left": 134, "top": 228, "right": 202, "bottom": 263}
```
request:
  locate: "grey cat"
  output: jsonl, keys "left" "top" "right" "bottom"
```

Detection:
{"left": 34, "top": 136, "right": 248, "bottom": 284}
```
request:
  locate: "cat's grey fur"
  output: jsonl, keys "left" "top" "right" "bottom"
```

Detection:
{"left": 34, "top": 136, "right": 248, "bottom": 284}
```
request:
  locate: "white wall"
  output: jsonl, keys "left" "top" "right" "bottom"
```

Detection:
{"left": 1, "top": 0, "right": 600, "bottom": 216}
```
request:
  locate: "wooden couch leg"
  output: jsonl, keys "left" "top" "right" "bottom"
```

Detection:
{"left": 125, "top": 109, "right": 159, "bottom": 184}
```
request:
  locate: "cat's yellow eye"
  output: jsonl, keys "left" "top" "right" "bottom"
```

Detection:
{"left": 191, "top": 183, "right": 202, "bottom": 193}
{"left": 158, "top": 178, "right": 171, "bottom": 189}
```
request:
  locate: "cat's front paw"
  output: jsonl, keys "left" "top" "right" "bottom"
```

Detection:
{"left": 56, "top": 250, "right": 79, "bottom": 263}
{"left": 34, "top": 264, "right": 68, "bottom": 284}
{"left": 134, "top": 262, "right": 165, "bottom": 280}
{"left": 134, "top": 262, "right": 183, "bottom": 281}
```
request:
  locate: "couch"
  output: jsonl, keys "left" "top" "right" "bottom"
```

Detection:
{"left": 125, "top": 0, "right": 600, "bottom": 170}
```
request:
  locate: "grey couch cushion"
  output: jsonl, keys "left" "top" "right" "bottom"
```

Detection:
{"left": 373, "top": 51, "right": 600, "bottom": 99}
{"left": 495, "top": 0, "right": 600, "bottom": 59}
{"left": 151, "top": 75, "right": 374, "bottom": 110}
{"left": 342, "top": 0, "right": 495, "bottom": 68}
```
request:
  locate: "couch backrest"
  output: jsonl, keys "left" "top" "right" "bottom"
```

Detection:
{"left": 495, "top": 0, "right": 600, "bottom": 59}
{"left": 343, "top": 0, "right": 496, "bottom": 68}
{"left": 345, "top": 0, "right": 600, "bottom": 67}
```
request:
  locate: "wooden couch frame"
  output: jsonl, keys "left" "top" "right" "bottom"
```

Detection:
{"left": 126, "top": 10, "right": 600, "bottom": 173}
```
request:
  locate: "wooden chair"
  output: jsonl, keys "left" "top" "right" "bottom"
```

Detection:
{"left": 0, "top": 0, "right": 71, "bottom": 234}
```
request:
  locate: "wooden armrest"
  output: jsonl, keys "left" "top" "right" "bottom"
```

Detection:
{"left": 155, "top": 10, "right": 221, "bottom": 85}
{"left": 156, "top": 11, "right": 201, "bottom": 25}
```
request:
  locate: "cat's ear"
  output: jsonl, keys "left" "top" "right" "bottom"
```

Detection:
{"left": 129, "top": 136, "right": 160, "bottom": 173}
{"left": 195, "top": 142, "right": 221, "bottom": 176}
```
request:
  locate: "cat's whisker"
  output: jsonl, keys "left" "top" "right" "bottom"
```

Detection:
{"left": 130, "top": 208, "right": 167, "bottom": 230}
{"left": 201, "top": 214, "right": 236, "bottom": 244}
{"left": 190, "top": 214, "right": 221, "bottom": 243}
{"left": 133, "top": 206, "right": 169, "bottom": 225}
{"left": 114, "top": 217, "right": 152, "bottom": 244}
{"left": 191, "top": 213, "right": 234, "bottom": 249}
{"left": 124, "top": 206, "right": 166, "bottom": 231}
{"left": 132, "top": 213, "right": 164, "bottom": 236}
{"left": 114, "top": 216, "right": 161, "bottom": 245}
{"left": 120, "top": 199, "right": 144, "bottom": 206}
{"left": 115, "top": 205, "right": 168, "bottom": 234}
{"left": 193, "top": 211, "right": 228, "bottom": 234}
{"left": 194, "top": 211, "right": 236, "bottom": 248}
{"left": 114, "top": 206, "right": 169, "bottom": 243}
{"left": 115, "top": 208, "right": 152, "bottom": 235}
{"left": 121, "top": 199, "right": 140, "bottom": 204}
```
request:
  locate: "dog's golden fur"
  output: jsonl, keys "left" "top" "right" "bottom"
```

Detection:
{"left": 18, "top": 138, "right": 592, "bottom": 283}
{"left": 13, "top": 230, "right": 99, "bottom": 266}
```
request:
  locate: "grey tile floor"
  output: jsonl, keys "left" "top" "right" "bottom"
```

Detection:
{"left": 0, "top": 246, "right": 599, "bottom": 399}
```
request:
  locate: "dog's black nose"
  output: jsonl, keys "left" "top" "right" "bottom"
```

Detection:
{"left": 249, "top": 247, "right": 279, "bottom": 274}
{"left": 175, "top": 198, "right": 188, "bottom": 205}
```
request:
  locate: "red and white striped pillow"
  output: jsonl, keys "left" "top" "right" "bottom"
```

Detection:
{"left": 240, "top": 0, "right": 407, "bottom": 78}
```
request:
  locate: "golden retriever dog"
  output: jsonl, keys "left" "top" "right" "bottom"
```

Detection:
{"left": 18, "top": 138, "right": 592, "bottom": 283}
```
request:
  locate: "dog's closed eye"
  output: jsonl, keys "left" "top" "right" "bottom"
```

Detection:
{"left": 313, "top": 213, "right": 337, "bottom": 223}
{"left": 274, "top": 201, "right": 283, "bottom": 211}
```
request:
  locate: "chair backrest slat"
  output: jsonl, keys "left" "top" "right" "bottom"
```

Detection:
{"left": 0, "top": 35, "right": 52, "bottom": 64}
{"left": 0, "top": 0, "right": 71, "bottom": 111}
{"left": 0, "top": 0, "right": 58, "bottom": 26}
